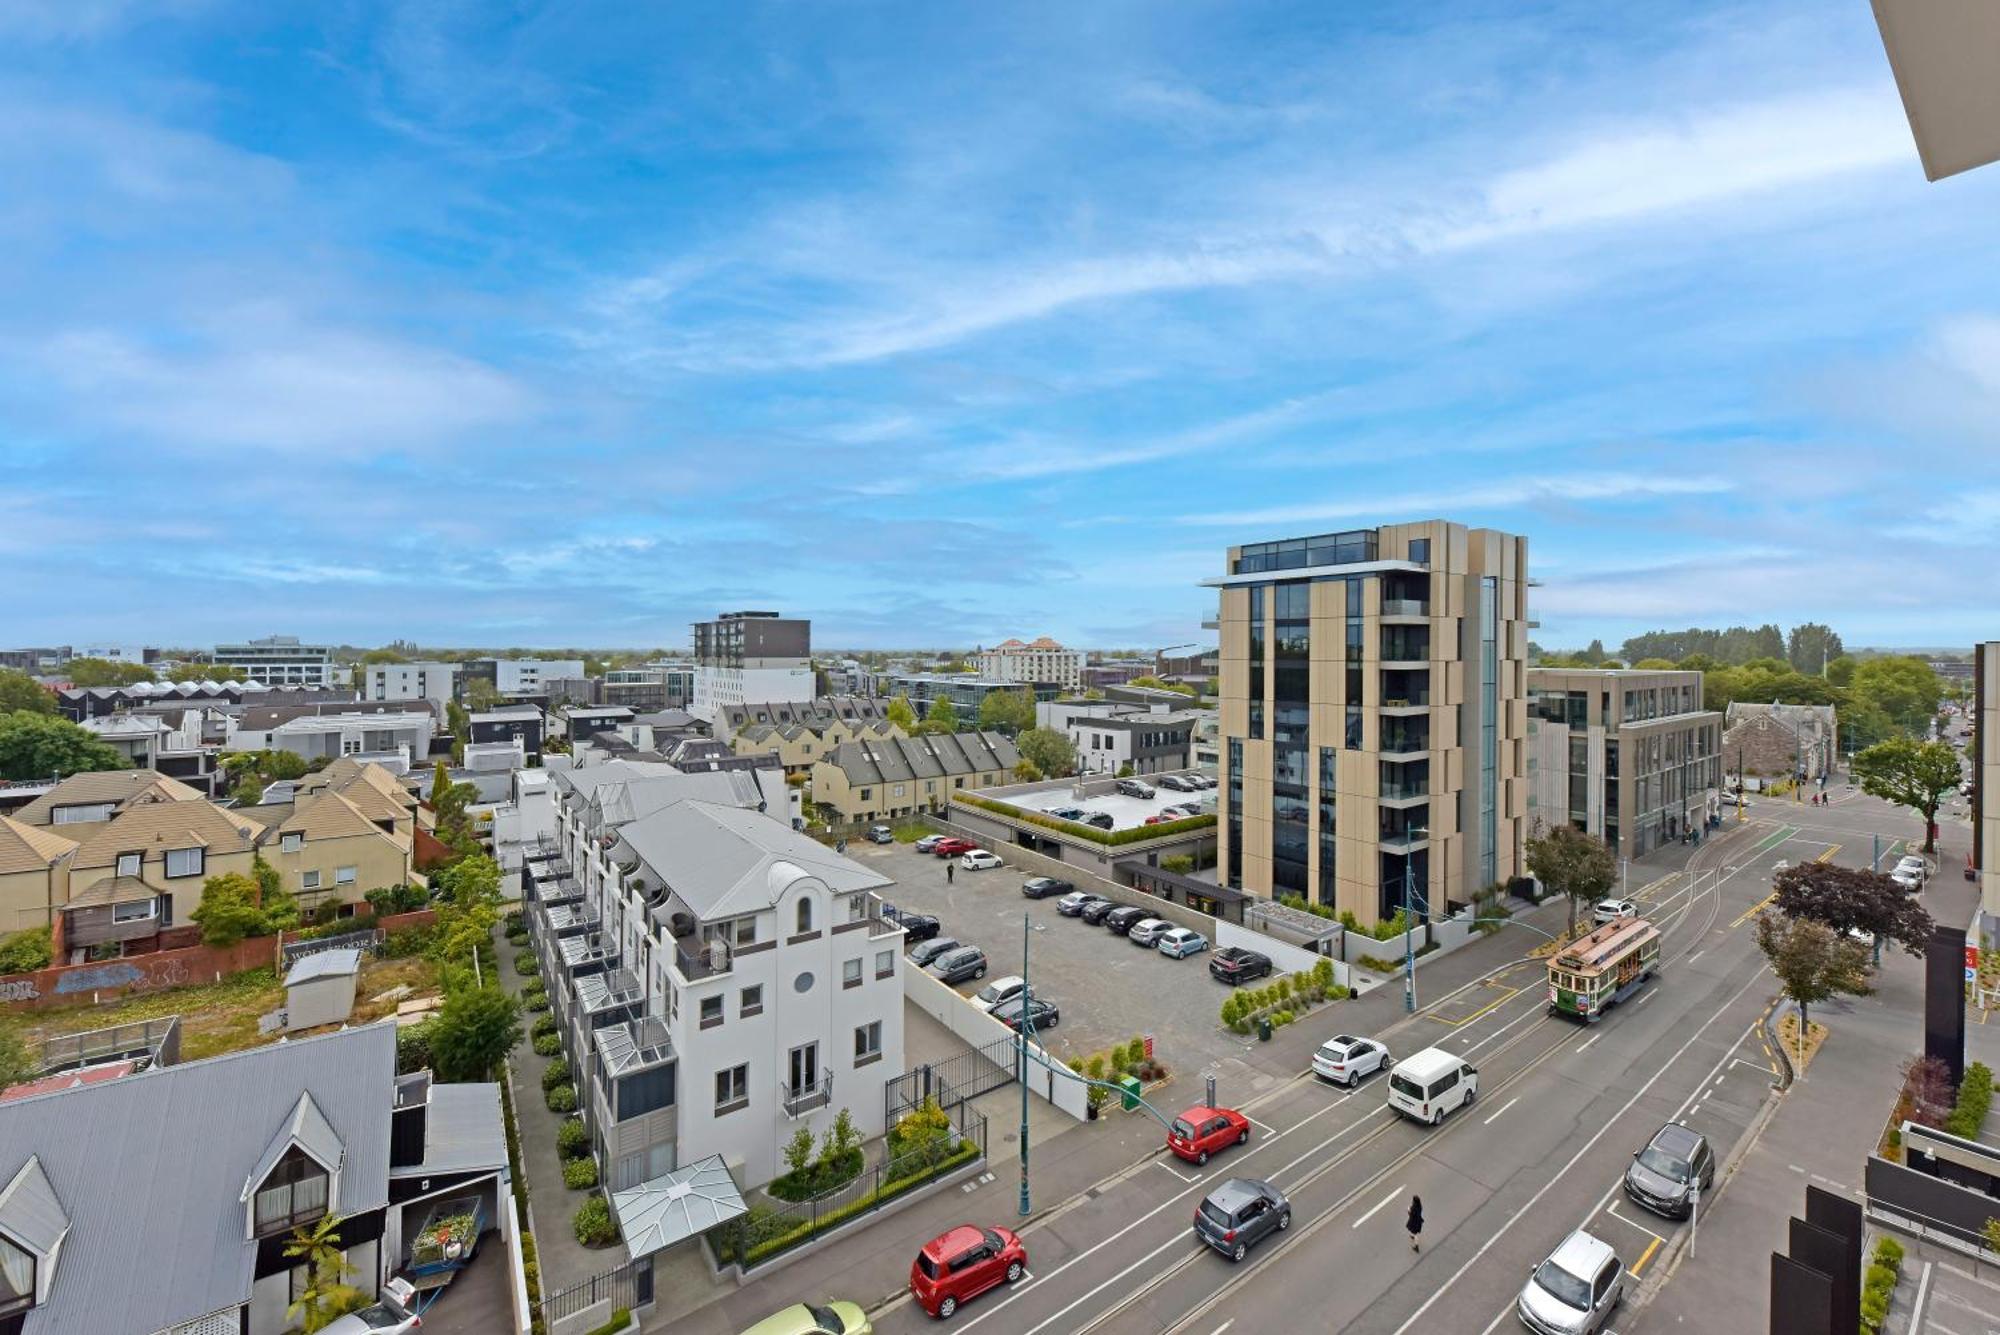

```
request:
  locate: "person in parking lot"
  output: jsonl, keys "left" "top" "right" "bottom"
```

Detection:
{"left": 947, "top": 861, "right": 955, "bottom": 884}
{"left": 1406, "top": 1195, "right": 1423, "bottom": 1252}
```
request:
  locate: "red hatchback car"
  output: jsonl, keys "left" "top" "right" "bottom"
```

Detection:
{"left": 932, "top": 838, "right": 977, "bottom": 859}
{"left": 910, "top": 1224, "right": 1027, "bottom": 1319}
{"left": 1167, "top": 1105, "right": 1251, "bottom": 1165}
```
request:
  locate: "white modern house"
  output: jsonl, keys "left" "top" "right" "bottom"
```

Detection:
{"left": 362, "top": 661, "right": 460, "bottom": 704}
{"left": 229, "top": 710, "right": 434, "bottom": 770}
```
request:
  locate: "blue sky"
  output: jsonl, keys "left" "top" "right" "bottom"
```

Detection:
{"left": 3, "top": 1, "right": 1998, "bottom": 652}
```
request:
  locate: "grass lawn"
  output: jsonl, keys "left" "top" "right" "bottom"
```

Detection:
{"left": 15, "top": 953, "right": 443, "bottom": 1063}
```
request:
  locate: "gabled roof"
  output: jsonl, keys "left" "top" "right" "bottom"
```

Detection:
{"left": 12, "top": 769, "right": 202, "bottom": 826}
{"left": 264, "top": 791, "right": 405, "bottom": 848}
{"left": 0, "top": 1154, "right": 68, "bottom": 1256}
{"left": 67, "top": 799, "right": 262, "bottom": 871}
{"left": 242, "top": 1090, "right": 346, "bottom": 1201}
{"left": 0, "top": 817, "right": 76, "bottom": 877}
{"left": 625, "top": 801, "right": 890, "bottom": 922}
{"left": 823, "top": 731, "right": 1020, "bottom": 786}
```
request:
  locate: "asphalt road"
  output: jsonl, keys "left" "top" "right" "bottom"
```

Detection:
{"left": 857, "top": 798, "right": 1894, "bottom": 1335}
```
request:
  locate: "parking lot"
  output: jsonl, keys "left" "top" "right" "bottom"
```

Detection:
{"left": 848, "top": 838, "right": 1253, "bottom": 1085}
{"left": 989, "top": 772, "right": 1216, "bottom": 832}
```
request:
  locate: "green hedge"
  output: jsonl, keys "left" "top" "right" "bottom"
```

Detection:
{"left": 1861, "top": 1235, "right": 1904, "bottom": 1334}
{"left": 532, "top": 1034, "right": 562, "bottom": 1057}
{"left": 741, "top": 1139, "right": 982, "bottom": 1268}
{"left": 950, "top": 793, "right": 1216, "bottom": 846}
{"left": 563, "top": 1157, "right": 600, "bottom": 1190}
{"left": 514, "top": 954, "right": 541, "bottom": 977}
{"left": 573, "top": 1195, "right": 618, "bottom": 1247}
{"left": 557, "top": 1118, "right": 592, "bottom": 1160}
{"left": 1946, "top": 1063, "right": 1994, "bottom": 1139}
{"left": 532, "top": 1014, "right": 558, "bottom": 1040}
{"left": 582, "top": 1310, "right": 632, "bottom": 1335}
{"left": 541, "top": 1059, "right": 570, "bottom": 1091}
{"left": 546, "top": 1083, "right": 577, "bottom": 1113}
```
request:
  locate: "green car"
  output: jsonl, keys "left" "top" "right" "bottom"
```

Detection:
{"left": 739, "top": 1300, "right": 871, "bottom": 1335}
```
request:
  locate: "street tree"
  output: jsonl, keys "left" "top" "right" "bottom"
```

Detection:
{"left": 429, "top": 984, "right": 522, "bottom": 1081}
{"left": 61, "top": 657, "right": 155, "bottom": 687}
{"left": 1012, "top": 759, "right": 1043, "bottom": 782}
{"left": 0, "top": 712, "right": 129, "bottom": 782}
{"left": 1524, "top": 822, "right": 1617, "bottom": 938}
{"left": 977, "top": 688, "right": 1036, "bottom": 735}
{"left": 1753, "top": 912, "right": 1871, "bottom": 1041}
{"left": 0, "top": 670, "right": 54, "bottom": 715}
{"left": 1016, "top": 727, "right": 1076, "bottom": 779}
{"left": 1852, "top": 738, "right": 1962, "bottom": 853}
{"left": 1771, "top": 861, "right": 1932, "bottom": 956}
{"left": 1786, "top": 623, "right": 1844, "bottom": 676}
{"left": 885, "top": 694, "right": 917, "bottom": 733}
{"left": 920, "top": 697, "right": 960, "bottom": 734}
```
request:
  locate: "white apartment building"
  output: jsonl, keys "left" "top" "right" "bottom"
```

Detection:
{"left": 230, "top": 710, "right": 433, "bottom": 769}
{"left": 363, "top": 661, "right": 460, "bottom": 704}
{"left": 493, "top": 658, "right": 585, "bottom": 693}
{"left": 691, "top": 611, "right": 813, "bottom": 726}
{"left": 212, "top": 636, "right": 336, "bottom": 688}
{"left": 978, "top": 637, "right": 1085, "bottom": 692}
{"left": 532, "top": 760, "right": 903, "bottom": 1194}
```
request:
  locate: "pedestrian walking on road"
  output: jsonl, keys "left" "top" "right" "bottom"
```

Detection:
{"left": 947, "top": 861, "right": 956, "bottom": 885}
{"left": 1406, "top": 1195, "right": 1424, "bottom": 1252}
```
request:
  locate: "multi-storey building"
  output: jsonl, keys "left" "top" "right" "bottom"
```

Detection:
{"left": 1207, "top": 521, "right": 1531, "bottom": 925}
{"left": 977, "top": 637, "right": 1085, "bottom": 692}
{"left": 1036, "top": 700, "right": 1198, "bottom": 777}
{"left": 691, "top": 612, "right": 814, "bottom": 726}
{"left": 469, "top": 704, "right": 545, "bottom": 763}
{"left": 362, "top": 660, "right": 460, "bottom": 704}
{"left": 811, "top": 732, "right": 1021, "bottom": 827}
{"left": 528, "top": 761, "right": 903, "bottom": 1195}
{"left": 602, "top": 665, "right": 694, "bottom": 712}
{"left": 875, "top": 673, "right": 1060, "bottom": 717}
{"left": 211, "top": 636, "right": 336, "bottom": 688}
{"left": 1527, "top": 668, "right": 1723, "bottom": 861}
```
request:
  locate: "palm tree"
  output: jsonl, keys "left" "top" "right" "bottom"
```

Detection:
{"left": 284, "top": 1215, "right": 365, "bottom": 1333}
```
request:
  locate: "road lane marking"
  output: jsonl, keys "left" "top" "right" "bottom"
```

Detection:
{"left": 1817, "top": 844, "right": 1840, "bottom": 863}
{"left": 1638, "top": 991, "right": 1656, "bottom": 1004}
{"left": 1685, "top": 950, "right": 1704, "bottom": 964}
{"left": 1011, "top": 1230, "right": 1195, "bottom": 1335}
{"left": 1606, "top": 1200, "right": 1666, "bottom": 1244}
{"left": 1630, "top": 1235, "right": 1663, "bottom": 1276}
{"left": 1911, "top": 1260, "right": 1935, "bottom": 1332}
{"left": 1483, "top": 1096, "right": 1520, "bottom": 1125}
{"left": 1352, "top": 1186, "right": 1402, "bottom": 1229}
{"left": 1155, "top": 1160, "right": 1199, "bottom": 1183}
{"left": 1273, "top": 1106, "right": 1393, "bottom": 1181}
{"left": 1390, "top": 964, "right": 1772, "bottom": 1335}
{"left": 1206, "top": 1324, "right": 1234, "bottom": 1335}
{"left": 1576, "top": 1034, "right": 1601, "bottom": 1054}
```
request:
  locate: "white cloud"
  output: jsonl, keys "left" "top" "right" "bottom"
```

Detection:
{"left": 957, "top": 391, "right": 1349, "bottom": 482}
{"left": 1186, "top": 473, "right": 1735, "bottom": 529}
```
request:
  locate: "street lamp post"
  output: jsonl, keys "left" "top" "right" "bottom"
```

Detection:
{"left": 1018, "top": 912, "right": 1031, "bottom": 1218}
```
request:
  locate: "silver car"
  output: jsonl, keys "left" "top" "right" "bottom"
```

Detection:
{"left": 1127, "top": 918, "right": 1172, "bottom": 946}
{"left": 1518, "top": 1230, "right": 1624, "bottom": 1334}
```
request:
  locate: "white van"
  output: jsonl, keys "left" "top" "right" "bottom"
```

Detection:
{"left": 1386, "top": 1047, "right": 1479, "bottom": 1126}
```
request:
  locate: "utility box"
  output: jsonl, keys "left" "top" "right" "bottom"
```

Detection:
{"left": 1118, "top": 1074, "right": 1142, "bottom": 1111}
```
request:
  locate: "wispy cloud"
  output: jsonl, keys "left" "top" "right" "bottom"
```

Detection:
{"left": 1187, "top": 474, "right": 1736, "bottom": 530}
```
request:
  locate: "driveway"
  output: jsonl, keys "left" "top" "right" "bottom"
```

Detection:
{"left": 850, "top": 840, "right": 1253, "bottom": 1089}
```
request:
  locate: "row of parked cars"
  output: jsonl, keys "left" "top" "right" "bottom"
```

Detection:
{"left": 1051, "top": 887, "right": 1209, "bottom": 957}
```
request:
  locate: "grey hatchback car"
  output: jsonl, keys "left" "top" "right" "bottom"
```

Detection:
{"left": 1622, "top": 1122, "right": 1714, "bottom": 1219}
{"left": 1193, "top": 1177, "right": 1290, "bottom": 1262}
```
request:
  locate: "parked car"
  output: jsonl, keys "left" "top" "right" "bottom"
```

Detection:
{"left": 1517, "top": 1230, "right": 1624, "bottom": 1334}
{"left": 909, "top": 1225, "right": 1027, "bottom": 1320}
{"left": 933, "top": 838, "right": 977, "bottom": 858}
{"left": 1158, "top": 804, "right": 1200, "bottom": 819}
{"left": 972, "top": 975, "right": 1029, "bottom": 1012}
{"left": 1192, "top": 774, "right": 1218, "bottom": 789}
{"left": 1192, "top": 1177, "right": 1290, "bottom": 1262}
{"left": 930, "top": 946, "right": 990, "bottom": 985}
{"left": 867, "top": 824, "right": 896, "bottom": 844}
{"left": 1158, "top": 774, "right": 1195, "bottom": 792}
{"left": 1209, "top": 947, "right": 1273, "bottom": 985}
{"left": 1894, "top": 855, "right": 1929, "bottom": 883}
{"left": 1592, "top": 899, "right": 1637, "bottom": 924}
{"left": 1116, "top": 778, "right": 1157, "bottom": 799}
{"left": 1386, "top": 1048, "right": 1478, "bottom": 1125}
{"left": 321, "top": 1301, "right": 423, "bottom": 1335}
{"left": 908, "top": 936, "right": 962, "bottom": 968}
{"left": 1623, "top": 1122, "right": 1714, "bottom": 1220}
{"left": 739, "top": 1300, "right": 872, "bottom": 1335}
{"left": 1891, "top": 865, "right": 1924, "bottom": 891}
{"left": 1127, "top": 917, "right": 1171, "bottom": 946}
{"left": 1083, "top": 812, "right": 1116, "bottom": 830}
{"left": 1156, "top": 927, "right": 1209, "bottom": 958}
{"left": 1080, "top": 898, "right": 1120, "bottom": 924}
{"left": 887, "top": 909, "right": 941, "bottom": 943}
{"left": 1167, "top": 1104, "right": 1251, "bottom": 1165}
{"left": 990, "top": 995, "right": 1060, "bottom": 1032}
{"left": 1103, "top": 905, "right": 1151, "bottom": 935}
{"left": 915, "top": 834, "right": 948, "bottom": 854}
{"left": 1055, "top": 891, "right": 1097, "bottom": 916}
{"left": 1047, "top": 806, "right": 1087, "bottom": 822}
{"left": 1311, "top": 1034, "right": 1389, "bottom": 1087}
{"left": 1021, "top": 876, "right": 1073, "bottom": 900}
{"left": 960, "top": 850, "right": 1003, "bottom": 871}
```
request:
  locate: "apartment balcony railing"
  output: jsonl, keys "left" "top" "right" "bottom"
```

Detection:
{"left": 1379, "top": 694, "right": 1431, "bottom": 712}
{"left": 1380, "top": 598, "right": 1430, "bottom": 618}
{"left": 782, "top": 1073, "right": 835, "bottom": 1118}
{"left": 1379, "top": 733, "right": 1428, "bottom": 758}
{"left": 1378, "top": 829, "right": 1431, "bottom": 853}
{"left": 673, "top": 935, "right": 732, "bottom": 982}
{"left": 1379, "top": 780, "right": 1430, "bottom": 802}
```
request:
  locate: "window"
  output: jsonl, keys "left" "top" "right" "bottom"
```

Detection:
{"left": 112, "top": 898, "right": 156, "bottom": 924}
{"left": 854, "top": 1020, "right": 882, "bottom": 1063}
{"left": 334, "top": 865, "right": 357, "bottom": 887}
{"left": 843, "top": 958, "right": 863, "bottom": 989}
{"left": 848, "top": 894, "right": 867, "bottom": 923}
{"left": 714, "top": 1063, "right": 749, "bottom": 1112}
{"left": 733, "top": 917, "right": 757, "bottom": 946}
{"left": 796, "top": 897, "right": 814, "bottom": 935}
{"left": 876, "top": 949, "right": 895, "bottom": 980}
{"left": 740, "top": 985, "right": 763, "bottom": 1017}
{"left": 1408, "top": 538, "right": 1430, "bottom": 563}
{"left": 280, "top": 832, "right": 303, "bottom": 853}
{"left": 700, "top": 995, "right": 724, "bottom": 1027}
{"left": 301, "top": 870, "right": 322, "bottom": 891}
{"left": 116, "top": 852, "right": 142, "bottom": 878}
{"left": 0, "top": 1234, "right": 35, "bottom": 1317}
{"left": 859, "top": 788, "right": 872, "bottom": 801}
{"left": 253, "top": 1147, "right": 329, "bottom": 1236}
{"left": 893, "top": 784, "right": 906, "bottom": 797}
{"left": 53, "top": 802, "right": 114, "bottom": 825}
{"left": 163, "top": 847, "right": 204, "bottom": 879}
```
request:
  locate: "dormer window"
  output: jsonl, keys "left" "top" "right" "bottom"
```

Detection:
{"left": 253, "top": 1147, "right": 329, "bottom": 1236}
{"left": 0, "top": 1233, "right": 34, "bottom": 1317}
{"left": 281, "top": 832, "right": 303, "bottom": 853}
{"left": 116, "top": 852, "right": 141, "bottom": 878}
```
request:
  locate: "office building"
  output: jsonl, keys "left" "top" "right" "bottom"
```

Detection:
{"left": 690, "top": 611, "right": 813, "bottom": 725}
{"left": 875, "top": 673, "right": 1060, "bottom": 717}
{"left": 1207, "top": 521, "right": 1530, "bottom": 925}
{"left": 977, "top": 637, "right": 1085, "bottom": 692}
{"left": 1036, "top": 699, "right": 1198, "bottom": 777}
{"left": 1527, "top": 668, "right": 1723, "bottom": 861}
{"left": 210, "top": 636, "right": 335, "bottom": 688}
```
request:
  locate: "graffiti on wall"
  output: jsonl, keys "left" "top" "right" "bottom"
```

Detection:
{"left": 50, "top": 957, "right": 192, "bottom": 996}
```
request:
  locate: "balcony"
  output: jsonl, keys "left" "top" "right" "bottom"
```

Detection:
{"left": 673, "top": 936, "right": 733, "bottom": 982}
{"left": 1377, "top": 826, "right": 1430, "bottom": 854}
{"left": 1379, "top": 730, "right": 1429, "bottom": 759}
{"left": 1379, "top": 779, "right": 1429, "bottom": 806}
{"left": 1378, "top": 695, "right": 1430, "bottom": 715}
{"left": 574, "top": 968, "right": 643, "bottom": 1023}
{"left": 558, "top": 932, "right": 617, "bottom": 976}
{"left": 782, "top": 1073, "right": 835, "bottom": 1118}
{"left": 1380, "top": 598, "right": 1430, "bottom": 620}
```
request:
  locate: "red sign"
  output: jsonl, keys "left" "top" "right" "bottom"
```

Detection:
{"left": 1968, "top": 945, "right": 1981, "bottom": 973}
{"left": 1143, "top": 1035, "right": 1155, "bottom": 1060}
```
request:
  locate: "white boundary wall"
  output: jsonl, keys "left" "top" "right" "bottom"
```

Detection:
{"left": 1214, "top": 920, "right": 1333, "bottom": 980}
{"left": 904, "top": 968, "right": 1087, "bottom": 1120}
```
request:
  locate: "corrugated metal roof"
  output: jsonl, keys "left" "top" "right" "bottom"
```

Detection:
{"left": 284, "top": 948, "right": 363, "bottom": 986}
{"left": 242, "top": 1091, "right": 345, "bottom": 1198}
{"left": 0, "top": 1023, "right": 393, "bottom": 1335}
{"left": 620, "top": 800, "right": 890, "bottom": 922}
{"left": 0, "top": 1155, "right": 68, "bottom": 1255}
{"left": 398, "top": 1083, "right": 506, "bottom": 1178}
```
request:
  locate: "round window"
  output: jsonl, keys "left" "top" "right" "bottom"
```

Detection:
{"left": 794, "top": 971, "right": 814, "bottom": 994}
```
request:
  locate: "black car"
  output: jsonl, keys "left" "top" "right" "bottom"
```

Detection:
{"left": 1079, "top": 898, "right": 1119, "bottom": 924}
{"left": 908, "top": 936, "right": 962, "bottom": 968}
{"left": 1208, "top": 947, "right": 1274, "bottom": 985}
{"left": 990, "top": 996, "right": 1060, "bottom": 1032}
{"left": 929, "top": 946, "right": 989, "bottom": 986}
{"left": 1047, "top": 806, "right": 1087, "bottom": 822}
{"left": 1623, "top": 1122, "right": 1715, "bottom": 1220}
{"left": 1021, "top": 877, "right": 1074, "bottom": 900}
{"left": 1083, "top": 812, "right": 1115, "bottom": 830}
{"left": 892, "top": 912, "right": 941, "bottom": 944}
{"left": 1103, "top": 905, "right": 1151, "bottom": 935}
{"left": 1193, "top": 1178, "right": 1290, "bottom": 1262}
{"left": 1158, "top": 774, "right": 1194, "bottom": 792}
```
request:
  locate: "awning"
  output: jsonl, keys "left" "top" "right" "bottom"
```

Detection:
{"left": 612, "top": 1155, "right": 747, "bottom": 1259}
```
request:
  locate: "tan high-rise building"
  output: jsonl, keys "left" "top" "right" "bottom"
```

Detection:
{"left": 1207, "top": 521, "right": 1531, "bottom": 925}
{"left": 1976, "top": 641, "right": 1997, "bottom": 927}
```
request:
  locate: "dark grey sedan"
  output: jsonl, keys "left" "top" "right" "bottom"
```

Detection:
{"left": 907, "top": 936, "right": 961, "bottom": 968}
{"left": 1193, "top": 1178, "right": 1290, "bottom": 1262}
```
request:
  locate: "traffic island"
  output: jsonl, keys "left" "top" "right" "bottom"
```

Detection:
{"left": 1776, "top": 1013, "right": 1829, "bottom": 1074}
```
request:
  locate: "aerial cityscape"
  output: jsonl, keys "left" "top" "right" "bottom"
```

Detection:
{"left": 2, "top": 5, "right": 1998, "bottom": 1335}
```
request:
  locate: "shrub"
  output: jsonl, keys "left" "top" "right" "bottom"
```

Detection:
{"left": 395, "top": 1019, "right": 435, "bottom": 1075}
{"left": 546, "top": 1083, "right": 577, "bottom": 1113}
{"left": 563, "top": 1157, "right": 600, "bottom": 1190}
{"left": 504, "top": 910, "right": 524, "bottom": 931}
{"left": 532, "top": 1014, "right": 558, "bottom": 1039}
{"left": 737, "top": 1139, "right": 982, "bottom": 1267}
{"left": 1877, "top": 1236, "right": 1904, "bottom": 1267}
{"left": 513, "top": 954, "right": 540, "bottom": 977}
{"left": 542, "top": 1059, "right": 570, "bottom": 1091}
{"left": 0, "top": 928, "right": 53, "bottom": 976}
{"left": 583, "top": 1309, "right": 632, "bottom": 1335}
{"left": 557, "top": 1117, "right": 592, "bottom": 1159}
{"left": 1161, "top": 854, "right": 1195, "bottom": 874}
{"left": 366, "top": 883, "right": 429, "bottom": 916}
{"left": 524, "top": 992, "right": 550, "bottom": 1012}
{"left": 532, "top": 1034, "right": 561, "bottom": 1057}
{"left": 383, "top": 926, "right": 437, "bottom": 958}
{"left": 1947, "top": 1062, "right": 1995, "bottom": 1138}
{"left": 572, "top": 1195, "right": 618, "bottom": 1247}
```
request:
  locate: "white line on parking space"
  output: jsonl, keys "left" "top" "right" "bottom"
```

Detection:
{"left": 1460, "top": 998, "right": 1544, "bottom": 1056}
{"left": 1352, "top": 1186, "right": 1403, "bottom": 1229}
{"left": 1576, "top": 1034, "right": 1601, "bottom": 1054}
{"left": 1012, "top": 1231, "right": 1195, "bottom": 1335}
{"left": 1155, "top": 1160, "right": 1199, "bottom": 1184}
{"left": 1912, "top": 1260, "right": 1934, "bottom": 1331}
{"left": 1483, "top": 1097, "right": 1520, "bottom": 1126}
{"left": 1206, "top": 1322, "right": 1234, "bottom": 1335}
{"left": 1637, "top": 991, "right": 1656, "bottom": 1005}
{"left": 1605, "top": 1200, "right": 1666, "bottom": 1243}
{"left": 1247, "top": 1117, "right": 1277, "bottom": 1135}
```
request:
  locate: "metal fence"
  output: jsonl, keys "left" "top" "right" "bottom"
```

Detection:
{"left": 538, "top": 1256, "right": 653, "bottom": 1326}
{"left": 279, "top": 927, "right": 384, "bottom": 969}
{"left": 39, "top": 1015, "right": 180, "bottom": 1075}
{"left": 885, "top": 1034, "right": 1017, "bottom": 1124}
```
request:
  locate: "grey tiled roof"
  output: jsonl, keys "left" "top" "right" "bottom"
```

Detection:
{"left": 624, "top": 800, "right": 890, "bottom": 921}
{"left": 823, "top": 730, "right": 1020, "bottom": 785}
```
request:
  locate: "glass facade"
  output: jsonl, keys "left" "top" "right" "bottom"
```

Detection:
{"left": 1318, "top": 747, "right": 1339, "bottom": 906}
{"left": 1248, "top": 585, "right": 1265, "bottom": 740}
{"left": 1233, "top": 529, "right": 1378, "bottom": 574}
{"left": 1226, "top": 738, "right": 1244, "bottom": 889}
{"left": 1272, "top": 583, "right": 1312, "bottom": 895}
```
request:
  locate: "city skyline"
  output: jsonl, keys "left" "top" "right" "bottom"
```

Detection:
{"left": 4, "top": 2, "right": 1998, "bottom": 649}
